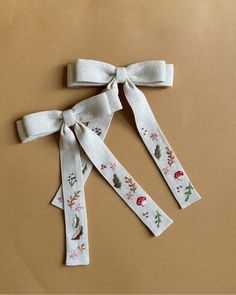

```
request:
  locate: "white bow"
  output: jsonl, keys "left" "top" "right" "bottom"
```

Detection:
{"left": 17, "top": 88, "right": 173, "bottom": 266}
{"left": 65, "top": 59, "right": 202, "bottom": 209}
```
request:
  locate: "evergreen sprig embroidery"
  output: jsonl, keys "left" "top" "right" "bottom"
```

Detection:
{"left": 166, "top": 146, "right": 175, "bottom": 166}
{"left": 67, "top": 191, "right": 80, "bottom": 208}
{"left": 124, "top": 176, "right": 137, "bottom": 192}
{"left": 154, "top": 210, "right": 162, "bottom": 227}
{"left": 184, "top": 183, "right": 194, "bottom": 202}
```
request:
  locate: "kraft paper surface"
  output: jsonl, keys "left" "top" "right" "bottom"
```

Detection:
{"left": 0, "top": 0, "right": 235, "bottom": 293}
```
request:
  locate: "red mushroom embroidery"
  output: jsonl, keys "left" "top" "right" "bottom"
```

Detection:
{"left": 136, "top": 196, "right": 147, "bottom": 206}
{"left": 174, "top": 170, "right": 184, "bottom": 180}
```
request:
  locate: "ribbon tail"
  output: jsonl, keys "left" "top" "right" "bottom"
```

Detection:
{"left": 123, "top": 81, "right": 201, "bottom": 209}
{"left": 74, "top": 123, "right": 173, "bottom": 237}
{"left": 52, "top": 114, "right": 114, "bottom": 209}
{"left": 60, "top": 124, "right": 89, "bottom": 265}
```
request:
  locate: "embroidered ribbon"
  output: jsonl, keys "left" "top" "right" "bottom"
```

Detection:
{"left": 66, "top": 59, "right": 201, "bottom": 209}
{"left": 17, "top": 89, "right": 173, "bottom": 266}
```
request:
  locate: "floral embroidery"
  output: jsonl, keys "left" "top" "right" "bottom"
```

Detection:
{"left": 71, "top": 214, "right": 83, "bottom": 240}
{"left": 174, "top": 170, "right": 184, "bottom": 180}
{"left": 154, "top": 210, "right": 162, "bottom": 227}
{"left": 67, "top": 191, "right": 80, "bottom": 208}
{"left": 82, "top": 163, "right": 88, "bottom": 174}
{"left": 166, "top": 146, "right": 175, "bottom": 166}
{"left": 163, "top": 165, "right": 171, "bottom": 175}
{"left": 124, "top": 176, "right": 137, "bottom": 192}
{"left": 184, "top": 183, "right": 194, "bottom": 202}
{"left": 136, "top": 196, "right": 147, "bottom": 206}
{"left": 92, "top": 127, "right": 102, "bottom": 136}
{"left": 154, "top": 144, "right": 161, "bottom": 160}
{"left": 74, "top": 203, "right": 83, "bottom": 212}
{"left": 67, "top": 173, "right": 77, "bottom": 187}
{"left": 113, "top": 174, "right": 122, "bottom": 188}
{"left": 126, "top": 191, "right": 135, "bottom": 200}
{"left": 69, "top": 248, "right": 80, "bottom": 259}
{"left": 69, "top": 243, "right": 85, "bottom": 259}
{"left": 110, "top": 162, "right": 118, "bottom": 171}
{"left": 150, "top": 132, "right": 159, "bottom": 141}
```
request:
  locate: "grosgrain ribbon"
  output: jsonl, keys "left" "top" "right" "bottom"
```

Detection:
{"left": 17, "top": 88, "right": 173, "bottom": 266}
{"left": 66, "top": 59, "right": 201, "bottom": 209}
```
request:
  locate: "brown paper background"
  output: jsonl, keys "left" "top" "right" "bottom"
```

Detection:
{"left": 0, "top": 0, "right": 236, "bottom": 293}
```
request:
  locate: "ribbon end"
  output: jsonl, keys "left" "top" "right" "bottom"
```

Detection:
{"left": 179, "top": 192, "right": 202, "bottom": 209}
{"left": 153, "top": 216, "right": 174, "bottom": 237}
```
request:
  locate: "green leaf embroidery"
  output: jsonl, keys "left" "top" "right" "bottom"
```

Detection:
{"left": 154, "top": 145, "right": 161, "bottom": 160}
{"left": 73, "top": 214, "right": 80, "bottom": 229}
{"left": 82, "top": 162, "right": 88, "bottom": 174}
{"left": 71, "top": 214, "right": 83, "bottom": 240}
{"left": 184, "top": 183, "right": 194, "bottom": 202}
{"left": 154, "top": 210, "right": 162, "bottom": 228}
{"left": 113, "top": 174, "right": 122, "bottom": 189}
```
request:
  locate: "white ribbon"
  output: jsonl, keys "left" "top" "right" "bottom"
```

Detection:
{"left": 17, "top": 88, "right": 173, "bottom": 266}
{"left": 66, "top": 59, "right": 201, "bottom": 209}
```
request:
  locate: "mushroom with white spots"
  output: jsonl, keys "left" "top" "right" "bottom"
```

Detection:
{"left": 136, "top": 196, "right": 147, "bottom": 206}
{"left": 174, "top": 170, "right": 184, "bottom": 180}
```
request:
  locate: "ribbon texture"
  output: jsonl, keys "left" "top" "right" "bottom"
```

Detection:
{"left": 67, "top": 59, "right": 201, "bottom": 209}
{"left": 17, "top": 89, "right": 173, "bottom": 266}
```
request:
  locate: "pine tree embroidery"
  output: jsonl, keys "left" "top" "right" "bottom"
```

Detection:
{"left": 154, "top": 145, "right": 161, "bottom": 160}
{"left": 113, "top": 174, "right": 122, "bottom": 188}
{"left": 166, "top": 146, "right": 175, "bottom": 166}
{"left": 184, "top": 183, "right": 194, "bottom": 202}
{"left": 154, "top": 210, "right": 162, "bottom": 227}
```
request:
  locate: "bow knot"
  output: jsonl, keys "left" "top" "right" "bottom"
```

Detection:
{"left": 115, "top": 67, "right": 128, "bottom": 83}
{"left": 63, "top": 109, "right": 75, "bottom": 127}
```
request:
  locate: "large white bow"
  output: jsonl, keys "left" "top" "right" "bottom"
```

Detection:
{"left": 17, "top": 88, "right": 173, "bottom": 266}
{"left": 65, "top": 59, "right": 202, "bottom": 209}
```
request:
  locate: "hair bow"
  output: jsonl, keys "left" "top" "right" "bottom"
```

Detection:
{"left": 17, "top": 88, "right": 173, "bottom": 266}
{"left": 64, "top": 59, "right": 201, "bottom": 209}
